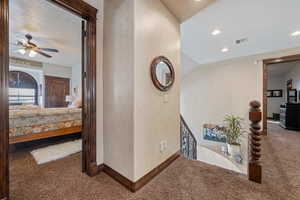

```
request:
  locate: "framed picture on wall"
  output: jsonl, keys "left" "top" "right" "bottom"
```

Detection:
{"left": 273, "top": 90, "right": 283, "bottom": 97}
{"left": 267, "top": 90, "right": 272, "bottom": 97}
{"left": 267, "top": 90, "right": 283, "bottom": 98}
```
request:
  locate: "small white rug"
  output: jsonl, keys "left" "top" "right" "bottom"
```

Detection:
{"left": 267, "top": 120, "right": 280, "bottom": 124}
{"left": 31, "top": 139, "right": 82, "bottom": 165}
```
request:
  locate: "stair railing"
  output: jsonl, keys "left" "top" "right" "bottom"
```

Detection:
{"left": 180, "top": 115, "right": 197, "bottom": 160}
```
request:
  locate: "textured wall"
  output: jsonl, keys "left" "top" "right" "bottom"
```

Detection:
{"left": 103, "top": 0, "right": 135, "bottom": 180}
{"left": 133, "top": 0, "right": 181, "bottom": 181}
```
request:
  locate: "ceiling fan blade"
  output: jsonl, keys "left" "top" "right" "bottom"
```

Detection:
{"left": 17, "top": 40, "right": 26, "bottom": 47}
{"left": 39, "top": 48, "right": 59, "bottom": 53}
{"left": 28, "top": 41, "right": 37, "bottom": 47}
{"left": 35, "top": 50, "right": 52, "bottom": 58}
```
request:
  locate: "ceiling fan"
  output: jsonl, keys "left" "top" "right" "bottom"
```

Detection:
{"left": 15, "top": 34, "right": 59, "bottom": 58}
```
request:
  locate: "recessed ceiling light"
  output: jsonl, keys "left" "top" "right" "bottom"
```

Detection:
{"left": 221, "top": 47, "right": 229, "bottom": 52}
{"left": 291, "top": 31, "right": 300, "bottom": 37}
{"left": 211, "top": 29, "right": 221, "bottom": 36}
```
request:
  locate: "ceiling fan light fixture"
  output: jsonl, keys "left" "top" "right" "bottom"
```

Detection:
{"left": 29, "top": 50, "right": 37, "bottom": 57}
{"left": 211, "top": 29, "right": 221, "bottom": 36}
{"left": 18, "top": 49, "right": 26, "bottom": 55}
{"left": 291, "top": 31, "right": 300, "bottom": 37}
{"left": 221, "top": 47, "right": 229, "bottom": 52}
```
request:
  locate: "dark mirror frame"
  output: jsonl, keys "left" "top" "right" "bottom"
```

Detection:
{"left": 150, "top": 56, "right": 175, "bottom": 92}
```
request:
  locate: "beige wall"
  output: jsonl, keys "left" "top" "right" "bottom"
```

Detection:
{"left": 133, "top": 0, "right": 180, "bottom": 181}
{"left": 181, "top": 56, "right": 263, "bottom": 162}
{"left": 103, "top": 0, "right": 135, "bottom": 180}
{"left": 161, "top": 0, "right": 215, "bottom": 22}
{"left": 103, "top": 0, "right": 180, "bottom": 181}
{"left": 43, "top": 63, "right": 72, "bottom": 78}
{"left": 181, "top": 47, "right": 300, "bottom": 162}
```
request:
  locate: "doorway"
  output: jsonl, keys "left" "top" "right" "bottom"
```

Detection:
{"left": 263, "top": 54, "right": 300, "bottom": 135}
{"left": 0, "top": 0, "right": 97, "bottom": 199}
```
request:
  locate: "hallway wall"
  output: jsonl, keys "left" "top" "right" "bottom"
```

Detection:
{"left": 133, "top": 0, "right": 180, "bottom": 181}
{"left": 103, "top": 0, "right": 180, "bottom": 181}
{"left": 181, "top": 47, "right": 300, "bottom": 164}
{"left": 103, "top": 0, "right": 135, "bottom": 179}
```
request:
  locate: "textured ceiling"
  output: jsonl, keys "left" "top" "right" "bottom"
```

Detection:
{"left": 161, "top": 0, "right": 215, "bottom": 22}
{"left": 182, "top": 0, "right": 300, "bottom": 72}
{"left": 9, "top": 0, "right": 82, "bottom": 67}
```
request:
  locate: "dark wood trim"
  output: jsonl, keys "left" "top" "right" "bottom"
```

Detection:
{"left": 46, "top": 0, "right": 97, "bottom": 20}
{"left": 82, "top": 16, "right": 97, "bottom": 176}
{"left": 263, "top": 54, "right": 300, "bottom": 65}
{"left": 248, "top": 101, "right": 262, "bottom": 184}
{"left": 103, "top": 165, "right": 135, "bottom": 192}
{"left": 102, "top": 152, "right": 180, "bottom": 192}
{"left": 262, "top": 62, "right": 268, "bottom": 135}
{"left": 0, "top": 0, "right": 9, "bottom": 198}
{"left": 9, "top": 126, "right": 82, "bottom": 144}
{"left": 133, "top": 152, "right": 180, "bottom": 191}
{"left": 0, "top": 0, "right": 98, "bottom": 198}
{"left": 150, "top": 56, "right": 175, "bottom": 92}
{"left": 262, "top": 54, "right": 300, "bottom": 136}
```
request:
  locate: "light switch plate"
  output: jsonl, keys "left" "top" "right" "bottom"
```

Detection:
{"left": 163, "top": 94, "right": 168, "bottom": 103}
{"left": 160, "top": 140, "right": 167, "bottom": 152}
{"left": 160, "top": 141, "right": 165, "bottom": 152}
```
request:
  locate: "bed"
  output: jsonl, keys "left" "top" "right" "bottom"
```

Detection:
{"left": 9, "top": 106, "right": 82, "bottom": 144}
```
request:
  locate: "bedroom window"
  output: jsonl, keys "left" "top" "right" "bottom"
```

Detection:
{"left": 9, "top": 71, "right": 38, "bottom": 105}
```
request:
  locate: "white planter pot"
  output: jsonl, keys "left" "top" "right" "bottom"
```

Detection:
{"left": 227, "top": 143, "right": 241, "bottom": 157}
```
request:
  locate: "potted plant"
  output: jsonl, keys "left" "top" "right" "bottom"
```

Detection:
{"left": 223, "top": 115, "right": 244, "bottom": 157}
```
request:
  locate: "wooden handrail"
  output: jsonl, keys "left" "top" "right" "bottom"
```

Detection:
{"left": 248, "top": 101, "right": 262, "bottom": 183}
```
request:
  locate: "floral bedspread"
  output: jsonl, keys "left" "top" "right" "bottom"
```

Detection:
{"left": 9, "top": 108, "right": 82, "bottom": 138}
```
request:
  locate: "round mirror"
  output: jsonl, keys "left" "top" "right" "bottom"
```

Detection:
{"left": 151, "top": 56, "right": 175, "bottom": 91}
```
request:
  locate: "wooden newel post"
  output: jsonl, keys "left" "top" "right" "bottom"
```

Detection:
{"left": 248, "top": 100, "right": 262, "bottom": 184}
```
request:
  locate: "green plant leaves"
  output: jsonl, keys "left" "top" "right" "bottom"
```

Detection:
{"left": 223, "top": 114, "right": 244, "bottom": 145}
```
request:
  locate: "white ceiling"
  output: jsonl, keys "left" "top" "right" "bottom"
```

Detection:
{"left": 181, "top": 0, "right": 300, "bottom": 71}
{"left": 9, "top": 0, "right": 82, "bottom": 67}
{"left": 161, "top": 0, "right": 215, "bottom": 22}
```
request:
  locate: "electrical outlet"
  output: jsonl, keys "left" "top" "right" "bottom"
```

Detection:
{"left": 163, "top": 140, "right": 167, "bottom": 151}
{"left": 160, "top": 140, "right": 167, "bottom": 152}
{"left": 160, "top": 141, "right": 165, "bottom": 152}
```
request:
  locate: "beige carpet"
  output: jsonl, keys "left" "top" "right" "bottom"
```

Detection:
{"left": 9, "top": 123, "right": 300, "bottom": 200}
